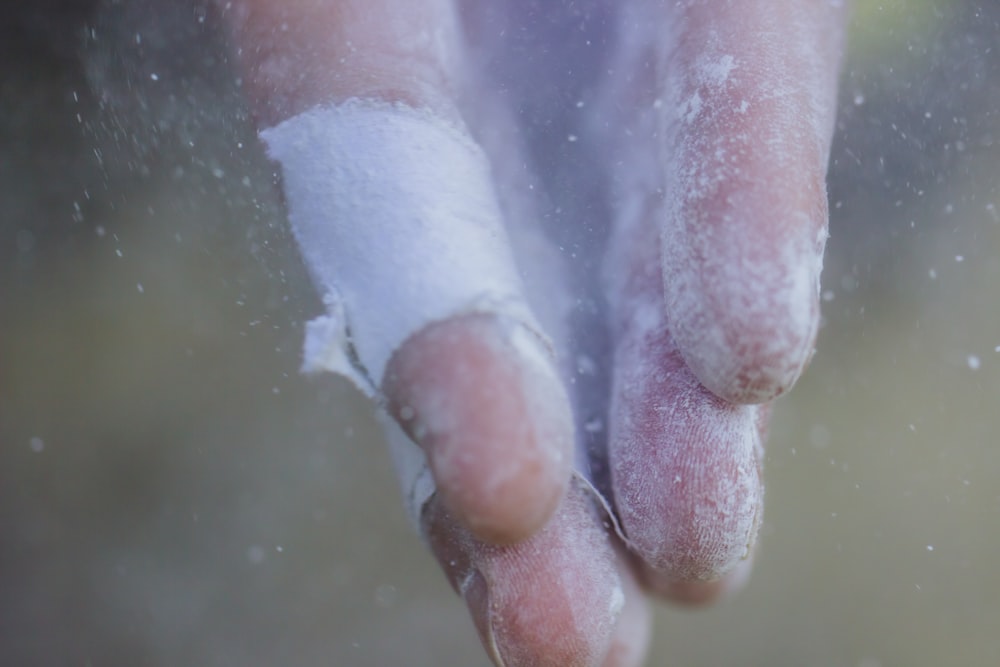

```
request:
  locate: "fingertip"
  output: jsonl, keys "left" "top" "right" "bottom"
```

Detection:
{"left": 609, "top": 331, "right": 764, "bottom": 582}
{"left": 424, "top": 484, "right": 623, "bottom": 667}
{"left": 384, "top": 313, "right": 573, "bottom": 544}
{"left": 640, "top": 549, "right": 755, "bottom": 607}
{"left": 665, "top": 253, "right": 822, "bottom": 406}
{"left": 662, "top": 197, "right": 825, "bottom": 405}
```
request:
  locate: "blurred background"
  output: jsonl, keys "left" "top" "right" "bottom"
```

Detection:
{"left": 2, "top": 1, "right": 998, "bottom": 665}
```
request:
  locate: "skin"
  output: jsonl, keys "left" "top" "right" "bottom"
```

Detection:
{"left": 220, "top": 1, "right": 847, "bottom": 664}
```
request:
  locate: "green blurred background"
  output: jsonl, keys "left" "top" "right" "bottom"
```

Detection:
{"left": 2, "top": 1, "right": 999, "bottom": 665}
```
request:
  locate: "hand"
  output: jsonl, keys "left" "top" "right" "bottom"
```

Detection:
{"left": 222, "top": 1, "right": 847, "bottom": 665}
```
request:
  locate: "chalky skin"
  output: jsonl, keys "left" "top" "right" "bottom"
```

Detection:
{"left": 600, "top": 0, "right": 844, "bottom": 586}
{"left": 221, "top": 0, "right": 846, "bottom": 665}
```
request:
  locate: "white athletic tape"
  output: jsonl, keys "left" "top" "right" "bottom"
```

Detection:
{"left": 262, "top": 100, "right": 544, "bottom": 525}
{"left": 262, "top": 99, "right": 541, "bottom": 387}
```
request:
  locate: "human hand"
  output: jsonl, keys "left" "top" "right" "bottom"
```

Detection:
{"left": 222, "top": 1, "right": 846, "bottom": 664}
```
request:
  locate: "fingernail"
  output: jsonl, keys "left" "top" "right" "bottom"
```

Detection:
{"left": 462, "top": 569, "right": 506, "bottom": 667}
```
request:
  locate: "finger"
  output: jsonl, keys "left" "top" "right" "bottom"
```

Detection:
{"left": 225, "top": 0, "right": 575, "bottom": 544}
{"left": 653, "top": 0, "right": 848, "bottom": 403}
{"left": 605, "top": 191, "right": 764, "bottom": 583}
{"left": 424, "top": 480, "right": 631, "bottom": 667}
{"left": 384, "top": 313, "right": 573, "bottom": 544}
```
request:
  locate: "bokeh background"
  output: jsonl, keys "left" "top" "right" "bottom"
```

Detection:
{"left": 2, "top": 1, "right": 999, "bottom": 665}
